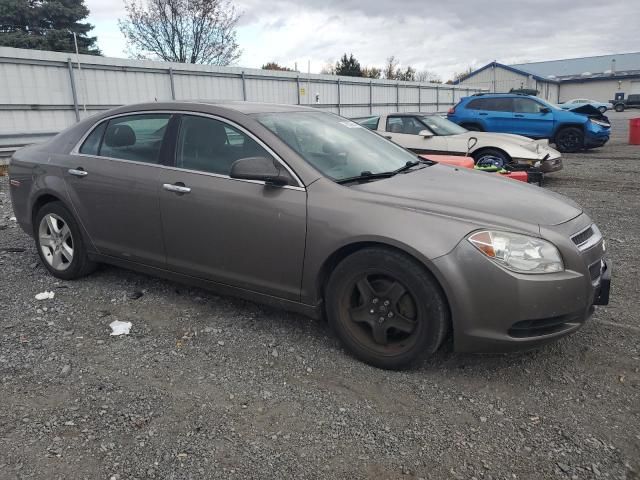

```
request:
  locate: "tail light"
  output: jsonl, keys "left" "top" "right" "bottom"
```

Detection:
{"left": 447, "top": 106, "right": 455, "bottom": 114}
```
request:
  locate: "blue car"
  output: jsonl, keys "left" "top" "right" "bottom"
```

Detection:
{"left": 447, "top": 93, "right": 610, "bottom": 153}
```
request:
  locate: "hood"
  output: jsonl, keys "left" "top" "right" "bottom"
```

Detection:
{"left": 565, "top": 104, "right": 610, "bottom": 123}
{"left": 457, "top": 131, "right": 552, "bottom": 155}
{"left": 352, "top": 164, "right": 582, "bottom": 227}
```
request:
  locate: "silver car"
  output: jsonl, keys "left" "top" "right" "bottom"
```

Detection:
{"left": 8, "top": 102, "right": 610, "bottom": 369}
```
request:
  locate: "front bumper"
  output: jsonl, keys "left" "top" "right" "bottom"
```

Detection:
{"left": 432, "top": 222, "right": 609, "bottom": 353}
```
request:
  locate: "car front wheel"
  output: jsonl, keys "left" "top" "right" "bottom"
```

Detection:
{"left": 598, "top": 106, "right": 607, "bottom": 114}
{"left": 554, "top": 127, "right": 584, "bottom": 153}
{"left": 326, "top": 248, "right": 449, "bottom": 370}
{"left": 35, "top": 201, "right": 96, "bottom": 280}
{"left": 614, "top": 104, "right": 624, "bottom": 112}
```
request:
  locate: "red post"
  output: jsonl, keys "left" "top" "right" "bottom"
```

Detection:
{"left": 630, "top": 118, "right": 640, "bottom": 145}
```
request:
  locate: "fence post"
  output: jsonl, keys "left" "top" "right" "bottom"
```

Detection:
{"left": 241, "top": 71, "right": 247, "bottom": 101}
{"left": 435, "top": 85, "right": 439, "bottom": 111}
{"left": 296, "top": 75, "right": 301, "bottom": 105}
{"left": 337, "top": 77, "right": 341, "bottom": 115}
{"left": 418, "top": 85, "right": 422, "bottom": 112}
{"left": 168, "top": 68, "right": 176, "bottom": 100}
{"left": 369, "top": 80, "right": 373, "bottom": 114}
{"left": 67, "top": 59, "right": 80, "bottom": 122}
{"left": 396, "top": 83, "right": 400, "bottom": 112}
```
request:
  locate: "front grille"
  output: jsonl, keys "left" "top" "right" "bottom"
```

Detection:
{"left": 572, "top": 226, "right": 594, "bottom": 247}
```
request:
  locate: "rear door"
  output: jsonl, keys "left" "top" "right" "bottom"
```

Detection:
{"left": 481, "top": 97, "right": 515, "bottom": 132}
{"left": 64, "top": 113, "right": 171, "bottom": 267}
{"left": 512, "top": 97, "right": 555, "bottom": 138}
{"left": 156, "top": 113, "right": 307, "bottom": 301}
{"left": 384, "top": 116, "right": 449, "bottom": 154}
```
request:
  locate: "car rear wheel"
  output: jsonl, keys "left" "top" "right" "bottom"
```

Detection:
{"left": 35, "top": 202, "right": 96, "bottom": 280}
{"left": 554, "top": 127, "right": 584, "bottom": 153}
{"left": 614, "top": 104, "right": 624, "bottom": 112}
{"left": 326, "top": 247, "right": 448, "bottom": 370}
{"left": 472, "top": 148, "right": 510, "bottom": 165}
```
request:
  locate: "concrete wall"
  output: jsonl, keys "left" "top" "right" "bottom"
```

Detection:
{"left": 558, "top": 78, "right": 640, "bottom": 102}
{"left": 0, "top": 46, "right": 485, "bottom": 154}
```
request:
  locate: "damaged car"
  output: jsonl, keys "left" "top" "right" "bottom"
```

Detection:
{"left": 353, "top": 113, "right": 563, "bottom": 173}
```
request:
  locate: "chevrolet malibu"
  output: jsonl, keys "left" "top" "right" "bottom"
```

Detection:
{"left": 8, "top": 102, "right": 610, "bottom": 369}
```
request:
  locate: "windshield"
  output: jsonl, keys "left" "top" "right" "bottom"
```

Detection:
{"left": 419, "top": 115, "right": 468, "bottom": 136}
{"left": 254, "top": 111, "right": 418, "bottom": 181}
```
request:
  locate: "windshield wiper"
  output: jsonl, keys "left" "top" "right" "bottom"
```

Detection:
{"left": 336, "top": 160, "right": 428, "bottom": 185}
{"left": 336, "top": 170, "right": 396, "bottom": 184}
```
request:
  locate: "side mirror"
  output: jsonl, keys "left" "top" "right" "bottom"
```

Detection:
{"left": 418, "top": 129, "right": 434, "bottom": 138}
{"left": 230, "top": 156, "right": 290, "bottom": 187}
{"left": 540, "top": 107, "right": 551, "bottom": 114}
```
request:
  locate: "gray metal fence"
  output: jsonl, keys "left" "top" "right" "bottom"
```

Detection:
{"left": 0, "top": 46, "right": 486, "bottom": 157}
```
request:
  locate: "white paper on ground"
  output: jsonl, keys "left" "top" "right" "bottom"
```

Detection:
{"left": 109, "top": 320, "right": 132, "bottom": 336}
{"left": 35, "top": 291, "right": 55, "bottom": 300}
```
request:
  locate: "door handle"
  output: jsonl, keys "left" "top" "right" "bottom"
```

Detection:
{"left": 68, "top": 168, "right": 88, "bottom": 177}
{"left": 162, "top": 183, "right": 191, "bottom": 194}
{"left": 514, "top": 114, "right": 525, "bottom": 117}
{"left": 478, "top": 113, "right": 488, "bottom": 116}
{"left": 384, "top": 135, "right": 393, "bottom": 139}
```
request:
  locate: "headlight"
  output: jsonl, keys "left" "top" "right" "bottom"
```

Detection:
{"left": 468, "top": 231, "right": 564, "bottom": 274}
{"left": 590, "top": 119, "right": 609, "bottom": 128}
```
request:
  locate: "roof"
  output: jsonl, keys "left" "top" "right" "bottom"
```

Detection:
{"left": 454, "top": 62, "right": 558, "bottom": 85}
{"left": 553, "top": 69, "right": 640, "bottom": 83}
{"left": 114, "top": 100, "right": 317, "bottom": 115}
{"left": 511, "top": 52, "right": 640, "bottom": 78}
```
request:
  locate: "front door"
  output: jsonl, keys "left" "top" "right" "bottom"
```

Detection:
{"left": 63, "top": 113, "right": 171, "bottom": 267}
{"left": 512, "top": 97, "right": 554, "bottom": 138}
{"left": 383, "top": 116, "right": 449, "bottom": 154}
{"left": 157, "top": 114, "right": 307, "bottom": 301}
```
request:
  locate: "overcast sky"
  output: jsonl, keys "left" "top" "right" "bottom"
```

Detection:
{"left": 86, "top": 0, "right": 640, "bottom": 81}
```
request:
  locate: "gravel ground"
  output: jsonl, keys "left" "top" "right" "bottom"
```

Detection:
{"left": 1, "top": 112, "right": 639, "bottom": 480}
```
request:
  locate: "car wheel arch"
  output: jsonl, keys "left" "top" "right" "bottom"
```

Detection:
{"left": 552, "top": 123, "right": 585, "bottom": 141}
{"left": 315, "top": 240, "right": 453, "bottom": 329}
{"left": 471, "top": 147, "right": 512, "bottom": 163}
{"left": 31, "top": 192, "right": 68, "bottom": 226}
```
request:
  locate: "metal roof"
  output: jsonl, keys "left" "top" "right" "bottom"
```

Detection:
{"left": 511, "top": 52, "right": 640, "bottom": 78}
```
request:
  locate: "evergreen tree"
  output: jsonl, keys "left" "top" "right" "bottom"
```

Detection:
{"left": 0, "top": 0, "right": 100, "bottom": 54}
{"left": 335, "top": 53, "right": 362, "bottom": 77}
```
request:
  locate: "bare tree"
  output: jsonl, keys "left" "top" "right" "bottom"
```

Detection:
{"left": 415, "top": 69, "right": 442, "bottom": 83}
{"left": 119, "top": 0, "right": 241, "bottom": 65}
{"left": 383, "top": 56, "right": 399, "bottom": 80}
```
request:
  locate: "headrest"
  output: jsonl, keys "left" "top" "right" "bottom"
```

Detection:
{"left": 104, "top": 124, "right": 136, "bottom": 147}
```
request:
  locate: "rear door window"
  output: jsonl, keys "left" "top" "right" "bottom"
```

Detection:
{"left": 99, "top": 114, "right": 171, "bottom": 164}
{"left": 486, "top": 98, "right": 514, "bottom": 112}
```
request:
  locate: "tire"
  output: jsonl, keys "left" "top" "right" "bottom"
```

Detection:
{"left": 598, "top": 106, "right": 607, "bottom": 114}
{"left": 34, "top": 201, "right": 96, "bottom": 280}
{"left": 325, "top": 247, "right": 449, "bottom": 370}
{"left": 554, "top": 127, "right": 584, "bottom": 153}
{"left": 615, "top": 104, "right": 624, "bottom": 112}
{"left": 461, "top": 123, "right": 484, "bottom": 132}
{"left": 472, "top": 148, "right": 510, "bottom": 165}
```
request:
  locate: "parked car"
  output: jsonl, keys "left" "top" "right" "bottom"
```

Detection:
{"left": 9, "top": 102, "right": 610, "bottom": 369}
{"left": 610, "top": 94, "right": 640, "bottom": 112}
{"left": 352, "top": 113, "right": 562, "bottom": 173}
{"left": 558, "top": 98, "right": 612, "bottom": 113}
{"left": 447, "top": 93, "right": 611, "bottom": 153}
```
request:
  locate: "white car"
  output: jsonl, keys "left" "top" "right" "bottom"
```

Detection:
{"left": 354, "top": 113, "right": 563, "bottom": 173}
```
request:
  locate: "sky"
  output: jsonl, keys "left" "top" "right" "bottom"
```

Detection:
{"left": 85, "top": 0, "right": 640, "bottom": 81}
